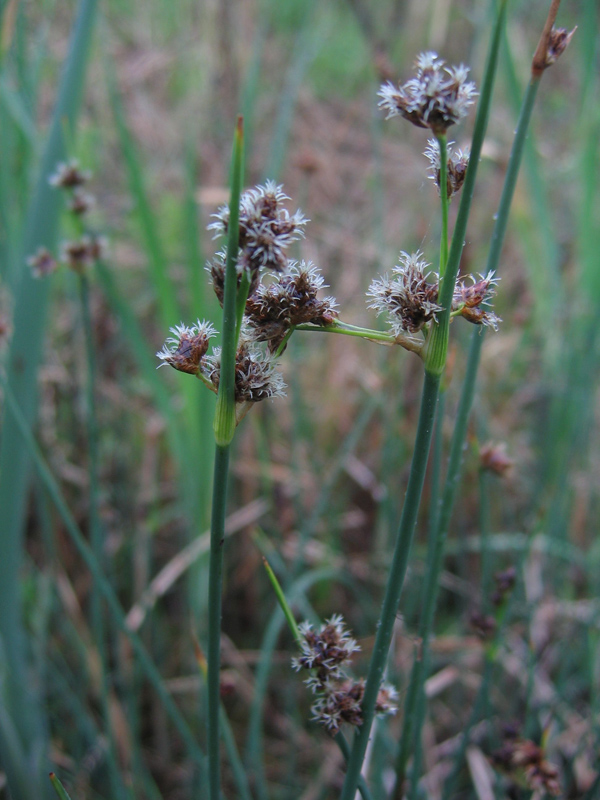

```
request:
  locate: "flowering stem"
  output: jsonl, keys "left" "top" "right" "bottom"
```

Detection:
{"left": 437, "top": 132, "right": 449, "bottom": 277}
{"left": 262, "top": 556, "right": 374, "bottom": 800}
{"left": 213, "top": 116, "right": 244, "bottom": 448}
{"left": 340, "top": 370, "right": 441, "bottom": 800}
{"left": 295, "top": 321, "right": 426, "bottom": 356}
{"left": 208, "top": 116, "right": 244, "bottom": 800}
{"left": 394, "top": 5, "right": 552, "bottom": 794}
{"left": 295, "top": 322, "right": 395, "bottom": 344}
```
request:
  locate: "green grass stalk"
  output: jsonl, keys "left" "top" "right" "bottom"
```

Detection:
{"left": 0, "top": 0, "right": 98, "bottom": 793}
{"left": 49, "top": 773, "right": 73, "bottom": 800}
{"left": 339, "top": 370, "right": 441, "bottom": 800}
{"left": 208, "top": 115, "right": 244, "bottom": 800}
{"left": 78, "top": 271, "right": 121, "bottom": 797}
{"left": 437, "top": 133, "right": 449, "bottom": 276}
{"left": 4, "top": 382, "right": 207, "bottom": 774}
{"left": 401, "top": 21, "right": 560, "bottom": 792}
{"left": 341, "top": 6, "right": 509, "bottom": 797}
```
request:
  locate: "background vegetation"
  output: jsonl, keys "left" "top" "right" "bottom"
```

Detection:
{"left": 0, "top": 0, "right": 598, "bottom": 798}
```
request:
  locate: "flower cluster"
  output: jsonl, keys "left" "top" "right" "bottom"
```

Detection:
{"left": 452, "top": 271, "right": 501, "bottom": 329}
{"left": 206, "top": 337, "right": 287, "bottom": 402}
{"left": 244, "top": 261, "right": 338, "bottom": 350}
{"left": 157, "top": 322, "right": 286, "bottom": 403}
{"left": 208, "top": 181, "right": 308, "bottom": 276}
{"left": 479, "top": 441, "right": 513, "bottom": 476}
{"left": 490, "top": 566, "right": 516, "bottom": 607}
{"left": 424, "top": 138, "right": 470, "bottom": 198}
{"left": 378, "top": 51, "right": 477, "bottom": 133}
{"left": 156, "top": 320, "right": 217, "bottom": 375}
{"left": 59, "top": 235, "right": 108, "bottom": 274}
{"left": 491, "top": 732, "right": 561, "bottom": 796}
{"left": 292, "top": 615, "right": 397, "bottom": 736}
{"left": 162, "top": 182, "right": 338, "bottom": 420}
{"left": 533, "top": 26, "right": 576, "bottom": 74}
{"left": 367, "top": 251, "right": 442, "bottom": 336}
{"left": 29, "top": 159, "right": 106, "bottom": 277}
{"left": 368, "top": 254, "right": 501, "bottom": 339}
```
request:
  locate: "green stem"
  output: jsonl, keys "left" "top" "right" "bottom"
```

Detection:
{"left": 335, "top": 733, "right": 373, "bottom": 800}
{"left": 208, "top": 116, "right": 244, "bottom": 800}
{"left": 295, "top": 322, "right": 394, "bottom": 343}
{"left": 395, "top": 42, "right": 545, "bottom": 800}
{"left": 78, "top": 273, "right": 121, "bottom": 796}
{"left": 340, "top": 371, "right": 441, "bottom": 800}
{"left": 437, "top": 133, "right": 449, "bottom": 277}
{"left": 213, "top": 116, "right": 244, "bottom": 448}
{"left": 235, "top": 269, "right": 252, "bottom": 342}
{"left": 479, "top": 466, "right": 493, "bottom": 609}
{"left": 208, "top": 445, "right": 230, "bottom": 800}
{"left": 295, "top": 321, "right": 424, "bottom": 354}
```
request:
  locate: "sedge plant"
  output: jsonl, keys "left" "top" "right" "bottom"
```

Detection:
{"left": 153, "top": 4, "right": 576, "bottom": 797}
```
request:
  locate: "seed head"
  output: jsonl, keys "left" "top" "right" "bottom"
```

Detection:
{"left": 311, "top": 679, "right": 364, "bottom": 735}
{"left": 156, "top": 320, "right": 217, "bottom": 375}
{"left": 292, "top": 615, "right": 360, "bottom": 687}
{"left": 491, "top": 566, "right": 517, "bottom": 607}
{"left": 533, "top": 26, "right": 576, "bottom": 75}
{"left": 424, "top": 138, "right": 470, "bottom": 198}
{"left": 245, "top": 261, "right": 338, "bottom": 350}
{"left": 480, "top": 441, "right": 513, "bottom": 476}
{"left": 68, "top": 189, "right": 96, "bottom": 216}
{"left": 207, "top": 250, "right": 260, "bottom": 307}
{"left": 469, "top": 610, "right": 497, "bottom": 640}
{"left": 292, "top": 614, "right": 397, "bottom": 736}
{"left": 49, "top": 159, "right": 91, "bottom": 189}
{"left": 367, "top": 251, "right": 442, "bottom": 335}
{"left": 28, "top": 247, "right": 58, "bottom": 278}
{"left": 59, "top": 236, "right": 107, "bottom": 272}
{"left": 208, "top": 181, "right": 308, "bottom": 275}
{"left": 206, "top": 338, "right": 286, "bottom": 402}
{"left": 491, "top": 736, "right": 561, "bottom": 796}
{"left": 378, "top": 52, "right": 477, "bottom": 133}
{"left": 452, "top": 271, "right": 501, "bottom": 330}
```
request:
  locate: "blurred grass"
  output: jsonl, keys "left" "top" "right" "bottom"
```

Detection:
{"left": 0, "top": 0, "right": 598, "bottom": 798}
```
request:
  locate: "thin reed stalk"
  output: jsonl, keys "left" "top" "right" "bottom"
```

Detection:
{"left": 208, "top": 116, "right": 244, "bottom": 800}
{"left": 340, "top": 369, "right": 441, "bottom": 800}
{"left": 341, "top": 6, "right": 508, "bottom": 796}
{"left": 0, "top": 0, "right": 98, "bottom": 794}
{"left": 4, "top": 383, "right": 207, "bottom": 774}
{"left": 393, "top": 5, "right": 566, "bottom": 793}
{"left": 78, "top": 271, "right": 121, "bottom": 796}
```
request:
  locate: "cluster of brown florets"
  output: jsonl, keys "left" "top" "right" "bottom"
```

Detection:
{"left": 208, "top": 181, "right": 308, "bottom": 275}
{"left": 28, "top": 159, "right": 107, "bottom": 278}
{"left": 292, "top": 615, "right": 397, "bottom": 736}
{"left": 378, "top": 51, "right": 478, "bottom": 134}
{"left": 160, "top": 182, "right": 338, "bottom": 407}
{"left": 491, "top": 728, "right": 561, "bottom": 796}
{"left": 424, "top": 138, "right": 470, "bottom": 198}
{"left": 469, "top": 566, "right": 517, "bottom": 640}
{"left": 367, "top": 253, "right": 500, "bottom": 338}
{"left": 244, "top": 261, "right": 338, "bottom": 351}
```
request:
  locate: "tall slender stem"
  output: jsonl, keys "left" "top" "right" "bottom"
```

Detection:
{"left": 392, "top": 23, "right": 550, "bottom": 798}
{"left": 208, "top": 117, "right": 244, "bottom": 800}
{"left": 339, "top": 370, "right": 441, "bottom": 800}
{"left": 437, "top": 133, "right": 449, "bottom": 277}
{"left": 79, "top": 273, "right": 121, "bottom": 795}
{"left": 207, "top": 444, "right": 230, "bottom": 800}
